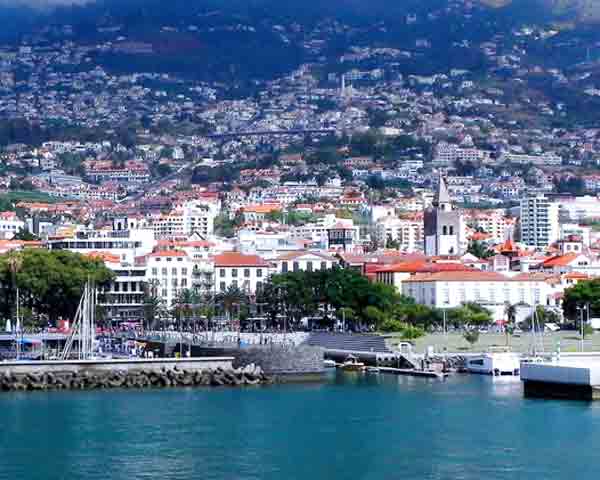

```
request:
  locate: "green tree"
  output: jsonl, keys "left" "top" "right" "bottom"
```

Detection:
{"left": 143, "top": 281, "right": 167, "bottom": 330}
{"left": 463, "top": 329, "right": 480, "bottom": 349}
{"left": 562, "top": 279, "right": 600, "bottom": 320}
{"left": 467, "top": 241, "right": 495, "bottom": 259}
{"left": 216, "top": 286, "right": 248, "bottom": 324}
{"left": 13, "top": 228, "right": 37, "bottom": 241}
{"left": 0, "top": 249, "right": 114, "bottom": 323}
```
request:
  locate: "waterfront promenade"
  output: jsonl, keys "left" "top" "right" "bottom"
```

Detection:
{"left": 405, "top": 331, "right": 600, "bottom": 354}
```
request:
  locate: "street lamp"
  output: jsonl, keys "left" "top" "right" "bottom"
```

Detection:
{"left": 577, "top": 304, "right": 587, "bottom": 352}
{"left": 443, "top": 300, "right": 450, "bottom": 341}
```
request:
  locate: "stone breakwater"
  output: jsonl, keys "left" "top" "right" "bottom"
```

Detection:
{"left": 0, "top": 364, "right": 270, "bottom": 392}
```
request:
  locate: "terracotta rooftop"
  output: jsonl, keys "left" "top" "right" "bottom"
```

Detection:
{"left": 213, "top": 252, "right": 270, "bottom": 267}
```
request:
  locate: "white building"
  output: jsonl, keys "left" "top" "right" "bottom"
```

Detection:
{"left": 151, "top": 200, "right": 218, "bottom": 239}
{"left": 275, "top": 251, "right": 338, "bottom": 274}
{"left": 145, "top": 250, "right": 195, "bottom": 307}
{"left": 402, "top": 270, "right": 565, "bottom": 321}
{"left": 48, "top": 227, "right": 156, "bottom": 265}
{"left": 520, "top": 195, "right": 559, "bottom": 249}
{"left": 375, "top": 216, "right": 424, "bottom": 252}
{"left": 0, "top": 211, "right": 24, "bottom": 239}
{"left": 213, "top": 251, "right": 271, "bottom": 294}
{"left": 558, "top": 196, "right": 600, "bottom": 222}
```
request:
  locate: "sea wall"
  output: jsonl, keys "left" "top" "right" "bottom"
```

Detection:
{"left": 191, "top": 344, "right": 325, "bottom": 380}
{"left": 0, "top": 357, "right": 278, "bottom": 392}
{"left": 0, "top": 362, "right": 270, "bottom": 392}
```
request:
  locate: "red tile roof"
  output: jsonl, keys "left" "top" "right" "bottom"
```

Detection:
{"left": 376, "top": 259, "right": 473, "bottom": 274}
{"left": 213, "top": 252, "right": 270, "bottom": 267}
{"left": 149, "top": 250, "right": 187, "bottom": 258}
{"left": 541, "top": 253, "right": 581, "bottom": 268}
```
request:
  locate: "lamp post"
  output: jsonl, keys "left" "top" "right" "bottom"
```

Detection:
{"left": 577, "top": 304, "right": 587, "bottom": 352}
{"left": 443, "top": 300, "right": 450, "bottom": 341}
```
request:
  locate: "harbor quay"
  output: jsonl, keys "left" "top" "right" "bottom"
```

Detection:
{"left": 0, "top": 357, "right": 278, "bottom": 391}
{"left": 521, "top": 353, "right": 600, "bottom": 401}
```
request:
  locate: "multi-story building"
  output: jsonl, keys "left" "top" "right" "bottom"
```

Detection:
{"left": 213, "top": 252, "right": 271, "bottom": 295}
{"left": 145, "top": 250, "right": 195, "bottom": 307}
{"left": 84, "top": 160, "right": 150, "bottom": 183}
{"left": 151, "top": 200, "right": 218, "bottom": 239}
{"left": 467, "top": 209, "right": 513, "bottom": 244}
{"left": 275, "top": 251, "right": 337, "bottom": 274}
{"left": 375, "top": 216, "right": 424, "bottom": 252}
{"left": 401, "top": 270, "right": 567, "bottom": 321}
{"left": 0, "top": 211, "right": 24, "bottom": 239}
{"left": 94, "top": 252, "right": 147, "bottom": 324}
{"left": 519, "top": 194, "right": 559, "bottom": 249}
{"left": 48, "top": 227, "right": 156, "bottom": 265}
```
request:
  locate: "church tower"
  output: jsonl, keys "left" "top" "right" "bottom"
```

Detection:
{"left": 424, "top": 176, "right": 463, "bottom": 256}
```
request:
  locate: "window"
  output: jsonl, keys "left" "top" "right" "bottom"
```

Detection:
{"left": 232, "top": 280, "right": 238, "bottom": 288}
{"left": 244, "top": 269, "right": 250, "bottom": 278}
{"left": 257, "top": 269, "right": 263, "bottom": 278}
{"left": 114, "top": 283, "right": 120, "bottom": 292}
{"left": 162, "top": 268, "right": 168, "bottom": 275}
{"left": 172, "top": 278, "right": 178, "bottom": 287}
{"left": 172, "top": 268, "right": 177, "bottom": 276}
{"left": 220, "top": 282, "right": 226, "bottom": 291}
{"left": 307, "top": 261, "right": 313, "bottom": 272}
{"left": 293, "top": 262, "right": 300, "bottom": 272}
{"left": 321, "top": 262, "right": 327, "bottom": 270}
{"left": 181, "top": 279, "right": 187, "bottom": 287}
{"left": 166, "top": 257, "right": 172, "bottom": 262}
{"left": 282, "top": 262, "right": 288, "bottom": 273}
{"left": 123, "top": 283, "right": 128, "bottom": 292}
{"left": 152, "top": 268, "right": 158, "bottom": 275}
{"left": 220, "top": 269, "right": 226, "bottom": 278}
{"left": 442, "top": 226, "right": 448, "bottom": 235}
{"left": 232, "top": 269, "right": 238, "bottom": 278}
{"left": 449, "top": 226, "right": 454, "bottom": 235}
{"left": 162, "top": 289, "right": 168, "bottom": 297}
{"left": 182, "top": 268, "right": 187, "bottom": 276}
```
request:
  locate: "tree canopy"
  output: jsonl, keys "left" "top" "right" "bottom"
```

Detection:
{"left": 0, "top": 249, "right": 114, "bottom": 324}
{"left": 562, "top": 279, "right": 600, "bottom": 320}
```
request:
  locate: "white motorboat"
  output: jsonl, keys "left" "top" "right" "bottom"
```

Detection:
{"left": 323, "top": 359, "right": 337, "bottom": 368}
{"left": 341, "top": 355, "right": 366, "bottom": 372}
{"left": 466, "top": 349, "right": 520, "bottom": 376}
{"left": 366, "top": 366, "right": 380, "bottom": 374}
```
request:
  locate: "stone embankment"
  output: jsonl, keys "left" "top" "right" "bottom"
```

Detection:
{"left": 0, "top": 364, "right": 269, "bottom": 392}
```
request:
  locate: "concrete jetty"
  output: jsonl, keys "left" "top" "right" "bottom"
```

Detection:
{"left": 521, "top": 353, "right": 600, "bottom": 401}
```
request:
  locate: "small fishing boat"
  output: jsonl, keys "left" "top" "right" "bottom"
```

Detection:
{"left": 341, "top": 355, "right": 366, "bottom": 372}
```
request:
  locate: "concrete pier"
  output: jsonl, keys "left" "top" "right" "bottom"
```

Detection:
{"left": 521, "top": 353, "right": 600, "bottom": 401}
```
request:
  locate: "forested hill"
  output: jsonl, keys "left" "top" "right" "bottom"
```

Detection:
{"left": 0, "top": 0, "right": 598, "bottom": 87}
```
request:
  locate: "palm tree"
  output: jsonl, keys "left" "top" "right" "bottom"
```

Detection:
{"left": 216, "top": 285, "right": 248, "bottom": 329}
{"left": 173, "top": 288, "right": 202, "bottom": 330}
{"left": 143, "top": 280, "right": 166, "bottom": 331}
{"left": 504, "top": 303, "right": 517, "bottom": 346}
{"left": 7, "top": 252, "right": 22, "bottom": 327}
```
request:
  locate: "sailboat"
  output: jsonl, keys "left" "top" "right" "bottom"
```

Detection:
{"left": 61, "top": 280, "right": 97, "bottom": 360}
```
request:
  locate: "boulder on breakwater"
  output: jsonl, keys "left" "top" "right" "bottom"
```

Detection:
{"left": 0, "top": 364, "right": 270, "bottom": 392}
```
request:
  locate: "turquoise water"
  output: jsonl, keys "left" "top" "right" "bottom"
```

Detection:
{"left": 1, "top": 372, "right": 599, "bottom": 480}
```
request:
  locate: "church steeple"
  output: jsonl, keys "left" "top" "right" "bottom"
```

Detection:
{"left": 433, "top": 175, "right": 452, "bottom": 211}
